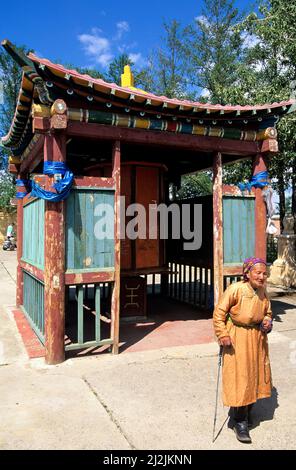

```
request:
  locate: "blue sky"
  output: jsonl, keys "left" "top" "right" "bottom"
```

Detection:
{"left": 0, "top": 0, "right": 256, "bottom": 71}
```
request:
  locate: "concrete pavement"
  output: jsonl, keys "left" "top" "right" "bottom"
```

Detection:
{"left": 0, "top": 250, "right": 296, "bottom": 450}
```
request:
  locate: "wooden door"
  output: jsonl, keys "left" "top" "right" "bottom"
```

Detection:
{"left": 135, "top": 166, "right": 160, "bottom": 269}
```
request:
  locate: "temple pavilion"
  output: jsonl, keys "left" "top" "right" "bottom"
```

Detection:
{"left": 1, "top": 39, "right": 295, "bottom": 363}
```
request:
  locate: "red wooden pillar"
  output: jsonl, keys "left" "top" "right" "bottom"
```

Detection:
{"left": 252, "top": 154, "right": 268, "bottom": 261}
{"left": 111, "top": 140, "right": 121, "bottom": 354}
{"left": 16, "top": 175, "right": 24, "bottom": 307}
{"left": 213, "top": 152, "right": 224, "bottom": 305}
{"left": 44, "top": 133, "right": 66, "bottom": 364}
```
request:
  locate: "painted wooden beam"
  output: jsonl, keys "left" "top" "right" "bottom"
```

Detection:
{"left": 20, "top": 135, "right": 44, "bottom": 174}
{"left": 73, "top": 176, "right": 115, "bottom": 189}
{"left": 65, "top": 270, "right": 115, "bottom": 285}
{"left": 222, "top": 184, "right": 255, "bottom": 197}
{"left": 111, "top": 140, "right": 121, "bottom": 354}
{"left": 44, "top": 132, "right": 66, "bottom": 365}
{"left": 253, "top": 154, "right": 268, "bottom": 261}
{"left": 223, "top": 265, "right": 244, "bottom": 276}
{"left": 66, "top": 121, "right": 260, "bottom": 156}
{"left": 33, "top": 116, "right": 50, "bottom": 133}
{"left": 213, "top": 152, "right": 224, "bottom": 304}
{"left": 20, "top": 261, "right": 44, "bottom": 283}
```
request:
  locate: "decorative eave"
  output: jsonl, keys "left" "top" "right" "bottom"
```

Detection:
{"left": 0, "top": 40, "right": 52, "bottom": 154}
{"left": 29, "top": 53, "right": 296, "bottom": 119}
{"left": 1, "top": 39, "right": 296, "bottom": 157}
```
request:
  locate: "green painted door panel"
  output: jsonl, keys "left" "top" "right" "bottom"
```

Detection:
{"left": 66, "top": 189, "right": 115, "bottom": 270}
{"left": 22, "top": 198, "right": 44, "bottom": 268}
{"left": 223, "top": 196, "right": 255, "bottom": 264}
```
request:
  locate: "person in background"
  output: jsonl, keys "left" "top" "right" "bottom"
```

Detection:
{"left": 213, "top": 257, "right": 273, "bottom": 444}
{"left": 6, "top": 222, "right": 15, "bottom": 239}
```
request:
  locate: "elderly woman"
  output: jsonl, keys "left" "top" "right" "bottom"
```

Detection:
{"left": 213, "top": 257, "right": 273, "bottom": 444}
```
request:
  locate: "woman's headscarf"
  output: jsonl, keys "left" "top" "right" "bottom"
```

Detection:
{"left": 243, "top": 257, "right": 266, "bottom": 281}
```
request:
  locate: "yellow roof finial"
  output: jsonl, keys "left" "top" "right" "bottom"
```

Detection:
{"left": 121, "top": 65, "right": 134, "bottom": 88}
{"left": 120, "top": 64, "right": 148, "bottom": 94}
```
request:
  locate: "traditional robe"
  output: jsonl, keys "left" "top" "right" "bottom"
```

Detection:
{"left": 213, "top": 280, "right": 272, "bottom": 407}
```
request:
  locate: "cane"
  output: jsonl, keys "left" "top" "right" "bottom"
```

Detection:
{"left": 212, "top": 345, "right": 223, "bottom": 443}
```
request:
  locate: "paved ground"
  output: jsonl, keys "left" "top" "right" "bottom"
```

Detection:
{"left": 0, "top": 250, "right": 296, "bottom": 450}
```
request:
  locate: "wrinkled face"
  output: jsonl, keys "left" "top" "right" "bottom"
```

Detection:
{"left": 247, "top": 263, "right": 267, "bottom": 289}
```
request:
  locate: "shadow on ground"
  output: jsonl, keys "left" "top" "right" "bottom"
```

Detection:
{"left": 65, "top": 295, "right": 213, "bottom": 359}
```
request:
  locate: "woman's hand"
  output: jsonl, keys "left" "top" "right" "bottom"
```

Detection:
{"left": 219, "top": 336, "right": 234, "bottom": 347}
{"left": 260, "top": 318, "right": 273, "bottom": 333}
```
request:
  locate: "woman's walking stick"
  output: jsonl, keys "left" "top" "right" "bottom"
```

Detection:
{"left": 212, "top": 345, "right": 223, "bottom": 443}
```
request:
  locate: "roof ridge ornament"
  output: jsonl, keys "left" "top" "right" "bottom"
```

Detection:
{"left": 120, "top": 64, "right": 148, "bottom": 94}
{"left": 121, "top": 65, "right": 134, "bottom": 88}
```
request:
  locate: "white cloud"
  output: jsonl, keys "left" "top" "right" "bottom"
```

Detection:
{"left": 242, "top": 32, "right": 260, "bottom": 49}
{"left": 114, "top": 21, "right": 130, "bottom": 40}
{"left": 78, "top": 22, "right": 146, "bottom": 71}
{"left": 78, "top": 29, "right": 113, "bottom": 68}
{"left": 200, "top": 88, "right": 210, "bottom": 98}
{"left": 97, "top": 53, "right": 114, "bottom": 68}
{"left": 128, "top": 52, "right": 147, "bottom": 68}
{"left": 195, "top": 15, "right": 210, "bottom": 28}
{"left": 118, "top": 41, "right": 138, "bottom": 53}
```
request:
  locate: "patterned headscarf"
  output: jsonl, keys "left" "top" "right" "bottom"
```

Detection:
{"left": 243, "top": 257, "right": 266, "bottom": 281}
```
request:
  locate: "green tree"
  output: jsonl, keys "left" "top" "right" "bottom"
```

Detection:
{"left": 0, "top": 44, "right": 31, "bottom": 169}
{"left": 0, "top": 171, "right": 16, "bottom": 213}
{"left": 135, "top": 20, "right": 189, "bottom": 99}
{"left": 222, "top": 160, "right": 253, "bottom": 186}
{"left": 183, "top": 0, "right": 245, "bottom": 103}
{"left": 208, "top": 0, "right": 296, "bottom": 232}
{"left": 177, "top": 172, "right": 213, "bottom": 199}
{"left": 154, "top": 20, "right": 189, "bottom": 98}
{"left": 240, "top": 0, "right": 296, "bottom": 231}
{"left": 107, "top": 53, "right": 134, "bottom": 86}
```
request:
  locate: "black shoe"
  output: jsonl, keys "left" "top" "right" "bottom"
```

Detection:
{"left": 233, "top": 421, "right": 252, "bottom": 443}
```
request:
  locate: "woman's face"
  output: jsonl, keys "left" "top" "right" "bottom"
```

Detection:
{"left": 247, "top": 263, "right": 268, "bottom": 289}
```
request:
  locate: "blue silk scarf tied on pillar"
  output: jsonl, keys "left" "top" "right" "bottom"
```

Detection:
{"left": 238, "top": 171, "right": 269, "bottom": 192}
{"left": 30, "top": 161, "right": 74, "bottom": 202}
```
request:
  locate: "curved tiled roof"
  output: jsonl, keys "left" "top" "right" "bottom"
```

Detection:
{"left": 1, "top": 39, "right": 296, "bottom": 156}
{"left": 29, "top": 53, "right": 296, "bottom": 115}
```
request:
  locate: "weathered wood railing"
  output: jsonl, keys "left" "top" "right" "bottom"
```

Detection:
{"left": 167, "top": 261, "right": 213, "bottom": 309}
{"left": 65, "top": 282, "right": 113, "bottom": 351}
{"left": 22, "top": 270, "right": 45, "bottom": 344}
{"left": 224, "top": 275, "right": 243, "bottom": 290}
